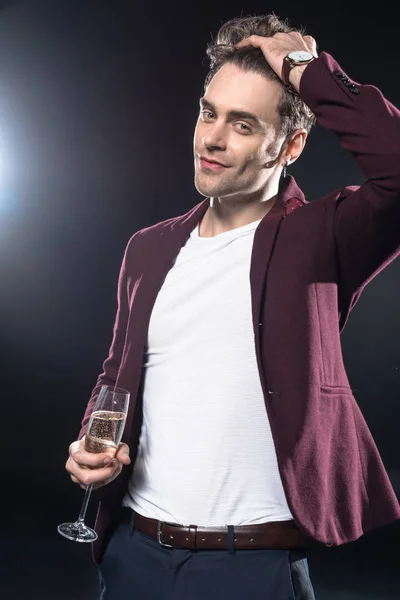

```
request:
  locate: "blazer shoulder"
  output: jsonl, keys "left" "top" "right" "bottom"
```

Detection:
{"left": 334, "top": 185, "right": 361, "bottom": 201}
{"left": 304, "top": 185, "right": 361, "bottom": 211}
{"left": 126, "top": 200, "right": 205, "bottom": 251}
{"left": 124, "top": 209, "right": 193, "bottom": 261}
{"left": 129, "top": 215, "right": 180, "bottom": 244}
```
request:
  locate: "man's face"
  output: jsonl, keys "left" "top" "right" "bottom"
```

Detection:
{"left": 194, "top": 63, "right": 284, "bottom": 200}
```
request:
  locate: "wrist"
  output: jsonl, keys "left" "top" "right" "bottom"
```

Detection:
{"left": 288, "top": 63, "right": 310, "bottom": 92}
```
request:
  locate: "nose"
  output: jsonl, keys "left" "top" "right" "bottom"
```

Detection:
{"left": 202, "top": 123, "right": 227, "bottom": 152}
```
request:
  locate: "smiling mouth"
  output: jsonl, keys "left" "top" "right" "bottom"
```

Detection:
{"left": 199, "top": 158, "right": 228, "bottom": 171}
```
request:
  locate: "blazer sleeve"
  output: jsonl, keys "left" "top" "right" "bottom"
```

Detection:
{"left": 78, "top": 233, "right": 137, "bottom": 439}
{"left": 299, "top": 52, "right": 400, "bottom": 317}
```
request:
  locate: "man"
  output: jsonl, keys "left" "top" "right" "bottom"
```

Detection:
{"left": 65, "top": 14, "right": 400, "bottom": 600}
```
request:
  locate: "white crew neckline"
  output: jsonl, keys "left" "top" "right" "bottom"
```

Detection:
{"left": 192, "top": 218, "right": 262, "bottom": 240}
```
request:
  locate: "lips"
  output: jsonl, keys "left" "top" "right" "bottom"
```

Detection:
{"left": 199, "top": 156, "right": 228, "bottom": 171}
{"left": 200, "top": 156, "right": 226, "bottom": 167}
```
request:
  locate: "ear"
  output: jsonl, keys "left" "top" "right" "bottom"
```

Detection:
{"left": 282, "top": 128, "right": 308, "bottom": 166}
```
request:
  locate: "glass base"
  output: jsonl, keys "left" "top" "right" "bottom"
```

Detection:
{"left": 58, "top": 521, "right": 98, "bottom": 543}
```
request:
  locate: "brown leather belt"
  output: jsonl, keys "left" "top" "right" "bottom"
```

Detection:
{"left": 126, "top": 509, "right": 308, "bottom": 550}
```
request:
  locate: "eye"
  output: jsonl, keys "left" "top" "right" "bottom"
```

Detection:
{"left": 201, "top": 110, "right": 215, "bottom": 121}
{"left": 236, "top": 122, "right": 251, "bottom": 133}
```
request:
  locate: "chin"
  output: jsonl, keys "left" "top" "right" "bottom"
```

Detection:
{"left": 195, "top": 182, "right": 213, "bottom": 197}
{"left": 194, "top": 175, "right": 229, "bottom": 199}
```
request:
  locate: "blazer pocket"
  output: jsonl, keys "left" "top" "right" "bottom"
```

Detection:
{"left": 320, "top": 384, "right": 353, "bottom": 396}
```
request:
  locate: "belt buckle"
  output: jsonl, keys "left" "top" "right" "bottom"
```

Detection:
{"left": 157, "top": 520, "right": 182, "bottom": 548}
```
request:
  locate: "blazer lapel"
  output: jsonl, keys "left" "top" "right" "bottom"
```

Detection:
{"left": 250, "top": 176, "right": 306, "bottom": 375}
{"left": 118, "top": 199, "right": 210, "bottom": 436}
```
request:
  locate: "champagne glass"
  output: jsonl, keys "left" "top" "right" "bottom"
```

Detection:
{"left": 58, "top": 385, "right": 130, "bottom": 543}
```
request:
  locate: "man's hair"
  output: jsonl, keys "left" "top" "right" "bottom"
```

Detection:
{"left": 205, "top": 14, "right": 316, "bottom": 139}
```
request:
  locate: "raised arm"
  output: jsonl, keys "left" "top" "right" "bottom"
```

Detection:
{"left": 300, "top": 52, "right": 400, "bottom": 319}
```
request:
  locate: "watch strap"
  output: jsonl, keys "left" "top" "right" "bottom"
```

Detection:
{"left": 281, "top": 55, "right": 293, "bottom": 87}
{"left": 281, "top": 53, "right": 314, "bottom": 87}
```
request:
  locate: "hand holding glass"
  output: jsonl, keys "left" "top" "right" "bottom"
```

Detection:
{"left": 58, "top": 385, "right": 130, "bottom": 543}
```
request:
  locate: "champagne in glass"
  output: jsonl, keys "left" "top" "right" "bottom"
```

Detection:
{"left": 58, "top": 385, "right": 130, "bottom": 543}
{"left": 85, "top": 410, "right": 126, "bottom": 455}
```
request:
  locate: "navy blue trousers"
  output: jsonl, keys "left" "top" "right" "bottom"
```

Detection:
{"left": 98, "top": 510, "right": 316, "bottom": 600}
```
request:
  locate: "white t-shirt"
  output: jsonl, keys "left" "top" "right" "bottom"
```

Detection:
{"left": 123, "top": 218, "right": 293, "bottom": 525}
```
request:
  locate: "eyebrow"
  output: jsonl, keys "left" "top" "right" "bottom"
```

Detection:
{"left": 199, "top": 97, "right": 264, "bottom": 129}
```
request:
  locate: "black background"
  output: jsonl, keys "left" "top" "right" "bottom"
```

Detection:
{"left": 0, "top": 1, "right": 399, "bottom": 598}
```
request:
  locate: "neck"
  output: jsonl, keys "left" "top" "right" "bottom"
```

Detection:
{"left": 199, "top": 176, "right": 280, "bottom": 238}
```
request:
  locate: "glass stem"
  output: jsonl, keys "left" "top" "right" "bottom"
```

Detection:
{"left": 77, "top": 484, "right": 93, "bottom": 524}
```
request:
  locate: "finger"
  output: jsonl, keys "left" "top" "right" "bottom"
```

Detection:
{"left": 66, "top": 453, "right": 117, "bottom": 479}
{"left": 303, "top": 35, "right": 318, "bottom": 54}
{"left": 115, "top": 443, "right": 131, "bottom": 465}
{"left": 70, "top": 472, "right": 109, "bottom": 491}
{"left": 72, "top": 448, "right": 116, "bottom": 469}
{"left": 70, "top": 462, "right": 122, "bottom": 487}
{"left": 70, "top": 472, "right": 91, "bottom": 489}
{"left": 235, "top": 35, "right": 265, "bottom": 49}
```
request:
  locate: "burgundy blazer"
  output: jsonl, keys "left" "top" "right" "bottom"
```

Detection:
{"left": 79, "top": 52, "right": 400, "bottom": 564}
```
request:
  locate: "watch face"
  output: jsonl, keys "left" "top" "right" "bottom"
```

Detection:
{"left": 288, "top": 50, "right": 314, "bottom": 63}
